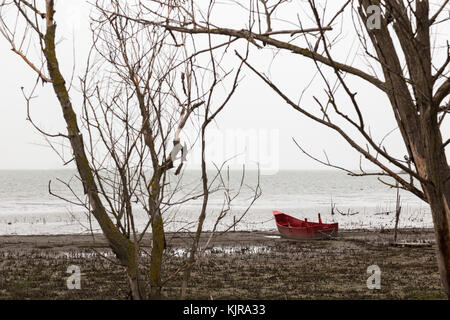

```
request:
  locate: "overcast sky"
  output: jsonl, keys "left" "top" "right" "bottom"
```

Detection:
{"left": 0, "top": 1, "right": 448, "bottom": 173}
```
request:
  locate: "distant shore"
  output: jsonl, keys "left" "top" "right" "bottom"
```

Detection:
{"left": 0, "top": 228, "right": 444, "bottom": 300}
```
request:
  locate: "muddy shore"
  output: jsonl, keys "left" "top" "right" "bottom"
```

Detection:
{"left": 0, "top": 228, "right": 445, "bottom": 299}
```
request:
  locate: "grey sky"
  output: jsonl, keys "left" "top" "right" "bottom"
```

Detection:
{"left": 0, "top": 1, "right": 448, "bottom": 172}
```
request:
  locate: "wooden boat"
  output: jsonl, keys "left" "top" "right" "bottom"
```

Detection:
{"left": 273, "top": 210, "right": 338, "bottom": 239}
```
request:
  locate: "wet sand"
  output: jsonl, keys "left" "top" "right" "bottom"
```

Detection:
{"left": 0, "top": 228, "right": 445, "bottom": 299}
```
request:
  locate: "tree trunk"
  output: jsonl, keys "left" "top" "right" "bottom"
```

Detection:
{"left": 127, "top": 271, "right": 144, "bottom": 300}
{"left": 358, "top": 0, "right": 450, "bottom": 298}
{"left": 419, "top": 121, "right": 450, "bottom": 298}
{"left": 180, "top": 134, "right": 209, "bottom": 299}
{"left": 425, "top": 185, "right": 450, "bottom": 298}
{"left": 149, "top": 209, "right": 165, "bottom": 299}
{"left": 43, "top": 0, "right": 139, "bottom": 299}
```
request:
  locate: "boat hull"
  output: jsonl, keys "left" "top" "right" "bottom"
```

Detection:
{"left": 273, "top": 211, "right": 338, "bottom": 239}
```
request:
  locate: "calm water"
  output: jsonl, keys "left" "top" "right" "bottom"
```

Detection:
{"left": 0, "top": 170, "right": 431, "bottom": 235}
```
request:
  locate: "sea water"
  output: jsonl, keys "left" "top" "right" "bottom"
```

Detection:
{"left": 0, "top": 169, "right": 432, "bottom": 235}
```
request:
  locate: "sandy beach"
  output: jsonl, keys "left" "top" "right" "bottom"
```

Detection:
{"left": 0, "top": 228, "right": 445, "bottom": 299}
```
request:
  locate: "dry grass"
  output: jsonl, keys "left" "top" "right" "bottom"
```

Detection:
{"left": 0, "top": 229, "right": 445, "bottom": 300}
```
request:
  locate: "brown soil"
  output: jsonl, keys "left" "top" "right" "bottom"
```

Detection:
{"left": 0, "top": 229, "right": 445, "bottom": 299}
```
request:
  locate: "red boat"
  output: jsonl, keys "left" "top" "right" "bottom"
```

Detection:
{"left": 273, "top": 211, "right": 338, "bottom": 239}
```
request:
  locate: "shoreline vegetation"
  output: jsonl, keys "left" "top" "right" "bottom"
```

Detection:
{"left": 0, "top": 228, "right": 445, "bottom": 300}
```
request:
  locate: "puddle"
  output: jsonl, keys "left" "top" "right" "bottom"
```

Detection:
{"left": 1, "top": 245, "right": 273, "bottom": 260}
{"left": 264, "top": 235, "right": 281, "bottom": 239}
{"left": 56, "top": 251, "right": 113, "bottom": 259}
{"left": 167, "top": 245, "right": 273, "bottom": 257}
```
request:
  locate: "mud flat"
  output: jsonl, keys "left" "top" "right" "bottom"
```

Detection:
{"left": 0, "top": 228, "right": 445, "bottom": 299}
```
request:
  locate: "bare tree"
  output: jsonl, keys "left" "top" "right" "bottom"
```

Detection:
{"left": 126, "top": 0, "right": 450, "bottom": 297}
{"left": 0, "top": 0, "right": 259, "bottom": 299}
